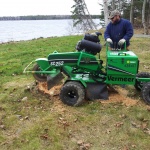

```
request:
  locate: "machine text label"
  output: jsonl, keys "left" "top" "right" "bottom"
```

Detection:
{"left": 108, "top": 76, "right": 134, "bottom": 82}
{"left": 50, "top": 61, "right": 64, "bottom": 66}
{"left": 124, "top": 64, "right": 136, "bottom": 68}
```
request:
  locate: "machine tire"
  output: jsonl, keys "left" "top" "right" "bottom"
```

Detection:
{"left": 141, "top": 82, "right": 150, "bottom": 105}
{"left": 134, "top": 72, "right": 150, "bottom": 91}
{"left": 60, "top": 81, "right": 85, "bottom": 106}
{"left": 32, "top": 64, "right": 47, "bottom": 82}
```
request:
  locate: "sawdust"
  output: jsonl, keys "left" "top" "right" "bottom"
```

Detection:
{"left": 37, "top": 82, "right": 139, "bottom": 107}
{"left": 38, "top": 82, "right": 62, "bottom": 96}
{"left": 101, "top": 87, "right": 138, "bottom": 106}
{"left": 37, "top": 82, "right": 68, "bottom": 113}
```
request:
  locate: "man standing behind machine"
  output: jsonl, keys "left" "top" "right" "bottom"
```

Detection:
{"left": 104, "top": 10, "right": 133, "bottom": 50}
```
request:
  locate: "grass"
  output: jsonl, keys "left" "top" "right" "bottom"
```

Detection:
{"left": 0, "top": 32, "right": 150, "bottom": 150}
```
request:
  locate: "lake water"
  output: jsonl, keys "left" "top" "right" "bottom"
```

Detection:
{"left": 0, "top": 19, "right": 101, "bottom": 43}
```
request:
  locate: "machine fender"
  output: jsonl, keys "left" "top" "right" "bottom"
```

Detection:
{"left": 35, "top": 58, "right": 50, "bottom": 70}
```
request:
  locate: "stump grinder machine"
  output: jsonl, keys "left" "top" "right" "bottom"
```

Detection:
{"left": 24, "top": 32, "right": 150, "bottom": 106}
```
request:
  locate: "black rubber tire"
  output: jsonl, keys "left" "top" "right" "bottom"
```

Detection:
{"left": 60, "top": 81, "right": 85, "bottom": 106}
{"left": 134, "top": 72, "right": 150, "bottom": 91}
{"left": 32, "top": 64, "right": 47, "bottom": 82}
{"left": 141, "top": 82, "right": 150, "bottom": 105}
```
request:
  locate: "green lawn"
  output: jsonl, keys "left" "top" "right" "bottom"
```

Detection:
{"left": 0, "top": 35, "right": 150, "bottom": 150}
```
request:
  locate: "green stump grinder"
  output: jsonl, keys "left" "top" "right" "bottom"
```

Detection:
{"left": 24, "top": 32, "right": 150, "bottom": 106}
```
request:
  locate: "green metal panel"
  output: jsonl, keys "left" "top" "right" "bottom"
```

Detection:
{"left": 35, "top": 58, "right": 50, "bottom": 71}
{"left": 106, "top": 50, "right": 139, "bottom": 85}
{"left": 78, "top": 52, "right": 99, "bottom": 71}
{"left": 62, "top": 65, "right": 106, "bottom": 90}
{"left": 48, "top": 51, "right": 99, "bottom": 71}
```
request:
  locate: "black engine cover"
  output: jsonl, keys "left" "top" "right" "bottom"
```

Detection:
{"left": 84, "top": 33, "right": 100, "bottom": 43}
{"left": 76, "top": 39, "right": 102, "bottom": 55}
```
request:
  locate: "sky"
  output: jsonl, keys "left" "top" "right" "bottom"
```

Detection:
{"left": 0, "top": 0, "right": 103, "bottom": 17}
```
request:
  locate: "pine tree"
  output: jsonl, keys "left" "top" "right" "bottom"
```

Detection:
{"left": 71, "top": 0, "right": 97, "bottom": 31}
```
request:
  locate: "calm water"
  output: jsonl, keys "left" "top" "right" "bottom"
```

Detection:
{"left": 0, "top": 19, "right": 101, "bottom": 43}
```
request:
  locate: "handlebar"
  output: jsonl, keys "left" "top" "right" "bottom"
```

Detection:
{"left": 106, "top": 41, "right": 127, "bottom": 51}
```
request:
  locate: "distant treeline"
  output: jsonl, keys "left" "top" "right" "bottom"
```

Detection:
{"left": 0, "top": 15, "right": 100, "bottom": 21}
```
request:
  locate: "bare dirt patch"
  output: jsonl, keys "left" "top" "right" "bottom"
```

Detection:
{"left": 37, "top": 82, "right": 139, "bottom": 107}
{"left": 37, "top": 82, "right": 68, "bottom": 113}
{"left": 101, "top": 87, "right": 138, "bottom": 106}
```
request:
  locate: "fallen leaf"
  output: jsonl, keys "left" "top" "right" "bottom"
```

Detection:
{"left": 83, "top": 143, "right": 91, "bottom": 150}
{"left": 77, "top": 140, "right": 84, "bottom": 146}
{"left": 114, "top": 122, "right": 124, "bottom": 128}
{"left": 144, "top": 128, "right": 150, "bottom": 135}
{"left": 122, "top": 145, "right": 129, "bottom": 150}
{"left": 147, "top": 107, "right": 150, "bottom": 111}
{"left": 141, "top": 123, "right": 148, "bottom": 130}
{"left": 0, "top": 125, "right": 5, "bottom": 130}
{"left": 40, "top": 134, "right": 49, "bottom": 140}
{"left": 131, "top": 122, "right": 140, "bottom": 128}
{"left": 119, "top": 114, "right": 127, "bottom": 119}
{"left": 131, "top": 144, "right": 136, "bottom": 148}
{"left": 106, "top": 129, "right": 111, "bottom": 134}
{"left": 24, "top": 116, "right": 29, "bottom": 120}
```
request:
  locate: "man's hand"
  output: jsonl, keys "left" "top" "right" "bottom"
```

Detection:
{"left": 118, "top": 39, "right": 126, "bottom": 45}
{"left": 106, "top": 38, "right": 113, "bottom": 44}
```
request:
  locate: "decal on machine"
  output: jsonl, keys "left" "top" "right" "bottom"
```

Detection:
{"left": 127, "top": 60, "right": 136, "bottom": 64}
{"left": 50, "top": 61, "right": 64, "bottom": 66}
{"left": 125, "top": 60, "right": 137, "bottom": 67}
{"left": 108, "top": 76, "right": 134, "bottom": 82}
{"left": 125, "top": 64, "right": 136, "bottom": 68}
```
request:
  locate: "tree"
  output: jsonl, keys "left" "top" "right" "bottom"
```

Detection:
{"left": 71, "top": 0, "right": 97, "bottom": 31}
{"left": 130, "top": 0, "right": 134, "bottom": 24}
{"left": 111, "top": 0, "right": 116, "bottom": 10}
{"left": 102, "top": 0, "right": 109, "bottom": 26}
{"left": 108, "top": 0, "right": 130, "bottom": 11}
{"left": 142, "top": 0, "right": 149, "bottom": 34}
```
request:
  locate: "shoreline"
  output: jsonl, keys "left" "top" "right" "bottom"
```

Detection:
{"left": 1, "top": 33, "right": 150, "bottom": 45}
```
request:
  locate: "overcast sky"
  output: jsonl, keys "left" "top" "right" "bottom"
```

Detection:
{"left": 0, "top": 0, "right": 103, "bottom": 17}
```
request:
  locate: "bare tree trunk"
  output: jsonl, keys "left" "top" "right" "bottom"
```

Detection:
{"left": 142, "top": 0, "right": 148, "bottom": 34}
{"left": 118, "top": 0, "right": 122, "bottom": 10}
{"left": 111, "top": 0, "right": 115, "bottom": 10}
{"left": 142, "top": 0, "right": 146, "bottom": 34}
{"left": 147, "top": 0, "right": 150, "bottom": 34}
{"left": 130, "top": 0, "right": 134, "bottom": 24}
{"left": 103, "top": 0, "right": 109, "bottom": 26}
